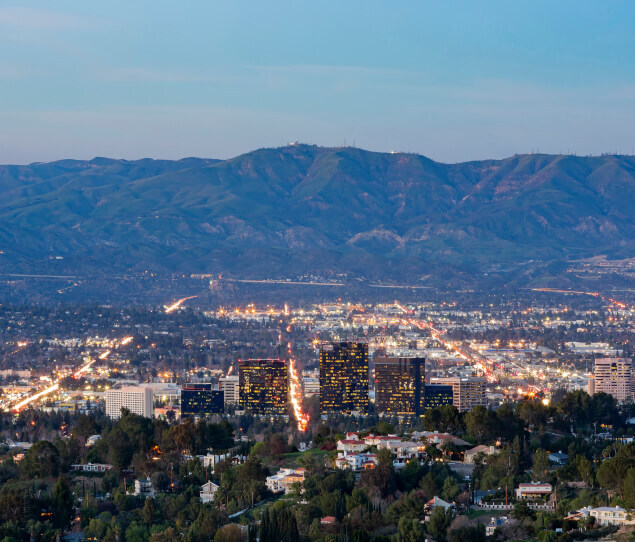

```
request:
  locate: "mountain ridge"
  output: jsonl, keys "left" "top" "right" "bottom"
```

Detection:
{"left": 0, "top": 144, "right": 633, "bottom": 286}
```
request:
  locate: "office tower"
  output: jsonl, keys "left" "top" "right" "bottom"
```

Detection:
{"left": 181, "top": 383, "right": 224, "bottom": 416}
{"left": 424, "top": 384, "right": 454, "bottom": 410}
{"left": 591, "top": 358, "right": 634, "bottom": 402}
{"left": 319, "top": 342, "right": 369, "bottom": 415}
{"left": 106, "top": 386, "right": 153, "bottom": 419}
{"left": 219, "top": 375, "right": 240, "bottom": 405}
{"left": 239, "top": 359, "right": 288, "bottom": 415}
{"left": 429, "top": 377, "right": 486, "bottom": 412}
{"left": 375, "top": 357, "right": 425, "bottom": 416}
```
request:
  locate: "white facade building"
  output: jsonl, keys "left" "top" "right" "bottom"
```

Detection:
{"left": 105, "top": 386, "right": 153, "bottom": 419}
{"left": 200, "top": 481, "right": 219, "bottom": 503}
{"left": 219, "top": 375, "right": 240, "bottom": 405}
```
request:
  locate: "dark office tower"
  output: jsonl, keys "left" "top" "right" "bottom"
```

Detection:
{"left": 239, "top": 359, "right": 288, "bottom": 415}
{"left": 424, "top": 384, "right": 454, "bottom": 410}
{"left": 181, "top": 383, "right": 224, "bottom": 416}
{"left": 319, "top": 342, "right": 369, "bottom": 415}
{"left": 375, "top": 357, "right": 425, "bottom": 416}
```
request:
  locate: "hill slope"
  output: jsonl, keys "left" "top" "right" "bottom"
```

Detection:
{"left": 0, "top": 145, "right": 633, "bottom": 284}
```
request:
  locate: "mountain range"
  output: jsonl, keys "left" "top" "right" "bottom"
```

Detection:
{"left": 0, "top": 144, "right": 633, "bottom": 287}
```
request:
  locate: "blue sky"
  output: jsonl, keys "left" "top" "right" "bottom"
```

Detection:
{"left": 1, "top": 1, "right": 634, "bottom": 163}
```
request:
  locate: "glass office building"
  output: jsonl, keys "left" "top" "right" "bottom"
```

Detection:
{"left": 375, "top": 357, "right": 425, "bottom": 416}
{"left": 319, "top": 342, "right": 369, "bottom": 415}
{"left": 239, "top": 359, "right": 288, "bottom": 415}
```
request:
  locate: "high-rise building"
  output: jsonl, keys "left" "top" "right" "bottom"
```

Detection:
{"left": 429, "top": 377, "right": 486, "bottom": 412}
{"left": 424, "top": 384, "right": 454, "bottom": 410}
{"left": 106, "top": 386, "right": 153, "bottom": 419}
{"left": 239, "top": 359, "right": 288, "bottom": 415}
{"left": 591, "top": 358, "right": 634, "bottom": 402}
{"left": 219, "top": 375, "right": 240, "bottom": 405}
{"left": 374, "top": 357, "right": 425, "bottom": 416}
{"left": 181, "top": 383, "right": 224, "bottom": 416}
{"left": 319, "top": 342, "right": 369, "bottom": 415}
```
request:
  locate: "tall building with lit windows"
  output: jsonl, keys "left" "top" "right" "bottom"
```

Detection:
{"left": 181, "top": 383, "right": 224, "bottom": 416}
{"left": 239, "top": 359, "right": 288, "bottom": 415}
{"left": 375, "top": 357, "right": 425, "bottom": 416}
{"left": 429, "top": 377, "right": 486, "bottom": 412}
{"left": 424, "top": 384, "right": 454, "bottom": 410}
{"left": 319, "top": 342, "right": 369, "bottom": 415}
{"left": 591, "top": 358, "right": 634, "bottom": 402}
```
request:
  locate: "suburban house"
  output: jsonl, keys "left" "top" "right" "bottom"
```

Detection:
{"left": 515, "top": 482, "right": 552, "bottom": 500}
{"left": 71, "top": 463, "right": 114, "bottom": 473}
{"left": 548, "top": 451, "right": 568, "bottom": 465}
{"left": 464, "top": 445, "right": 498, "bottom": 464}
{"left": 199, "top": 481, "right": 219, "bottom": 503}
{"left": 266, "top": 468, "right": 306, "bottom": 494}
{"left": 337, "top": 439, "right": 368, "bottom": 453}
{"left": 486, "top": 516, "right": 510, "bottom": 536}
{"left": 133, "top": 478, "right": 156, "bottom": 499}
{"left": 335, "top": 451, "right": 377, "bottom": 471}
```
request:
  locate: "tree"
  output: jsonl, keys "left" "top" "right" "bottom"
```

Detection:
{"left": 142, "top": 497, "right": 155, "bottom": 526}
{"left": 189, "top": 507, "right": 221, "bottom": 542}
{"left": 52, "top": 476, "right": 74, "bottom": 530}
{"left": 532, "top": 449, "right": 551, "bottom": 482}
{"left": 441, "top": 477, "right": 460, "bottom": 502}
{"left": 214, "top": 524, "right": 243, "bottom": 542}
{"left": 397, "top": 517, "right": 425, "bottom": 542}
{"left": 465, "top": 406, "right": 497, "bottom": 442}
{"left": 511, "top": 501, "right": 535, "bottom": 522}
{"left": 21, "top": 440, "right": 60, "bottom": 478}
{"left": 447, "top": 522, "right": 485, "bottom": 542}
{"left": 426, "top": 507, "right": 453, "bottom": 541}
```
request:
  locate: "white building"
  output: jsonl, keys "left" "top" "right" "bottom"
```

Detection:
{"left": 106, "top": 386, "right": 153, "bottom": 419}
{"left": 303, "top": 377, "right": 319, "bottom": 397}
{"left": 589, "top": 506, "right": 634, "bottom": 526}
{"left": 200, "top": 481, "right": 219, "bottom": 503}
{"left": 515, "top": 483, "right": 552, "bottom": 500}
{"left": 219, "top": 375, "right": 240, "bottom": 405}
{"left": 134, "top": 478, "right": 156, "bottom": 498}
{"left": 335, "top": 452, "right": 377, "bottom": 471}
{"left": 266, "top": 468, "right": 306, "bottom": 493}
{"left": 336, "top": 439, "right": 367, "bottom": 453}
{"left": 591, "top": 358, "right": 634, "bottom": 402}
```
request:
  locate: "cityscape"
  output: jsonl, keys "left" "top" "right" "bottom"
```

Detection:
{"left": 1, "top": 1, "right": 634, "bottom": 542}
{"left": 0, "top": 291, "right": 632, "bottom": 541}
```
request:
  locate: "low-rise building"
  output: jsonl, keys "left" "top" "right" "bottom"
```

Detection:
{"left": 548, "top": 451, "right": 568, "bottom": 465}
{"left": 337, "top": 439, "right": 367, "bottom": 453}
{"left": 515, "top": 482, "right": 552, "bottom": 500}
{"left": 200, "top": 481, "right": 219, "bottom": 503}
{"left": 486, "top": 516, "right": 510, "bottom": 536}
{"left": 589, "top": 506, "right": 634, "bottom": 526}
{"left": 464, "top": 445, "right": 498, "bottom": 464}
{"left": 266, "top": 468, "right": 306, "bottom": 494}
{"left": 335, "top": 451, "right": 377, "bottom": 471}
{"left": 71, "top": 463, "right": 114, "bottom": 473}
{"left": 134, "top": 478, "right": 156, "bottom": 499}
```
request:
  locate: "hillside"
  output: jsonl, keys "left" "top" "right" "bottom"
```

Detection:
{"left": 0, "top": 145, "right": 633, "bottom": 286}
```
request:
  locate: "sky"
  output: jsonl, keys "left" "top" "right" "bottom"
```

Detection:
{"left": 1, "top": 1, "right": 635, "bottom": 163}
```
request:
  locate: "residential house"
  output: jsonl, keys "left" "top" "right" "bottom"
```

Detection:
{"left": 266, "top": 468, "right": 306, "bottom": 494}
{"left": 337, "top": 439, "right": 367, "bottom": 453}
{"left": 200, "top": 481, "right": 219, "bottom": 503}
{"left": 335, "top": 451, "right": 377, "bottom": 471}
{"left": 134, "top": 478, "right": 156, "bottom": 499}
{"left": 464, "top": 445, "right": 498, "bottom": 464}
{"left": 515, "top": 483, "right": 552, "bottom": 500}
{"left": 548, "top": 451, "right": 568, "bottom": 465}
{"left": 486, "top": 517, "right": 509, "bottom": 536}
